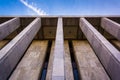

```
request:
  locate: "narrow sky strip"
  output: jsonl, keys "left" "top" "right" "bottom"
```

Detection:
{"left": 0, "top": 0, "right": 120, "bottom": 15}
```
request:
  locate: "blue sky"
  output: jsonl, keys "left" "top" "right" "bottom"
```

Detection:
{"left": 0, "top": 0, "right": 120, "bottom": 15}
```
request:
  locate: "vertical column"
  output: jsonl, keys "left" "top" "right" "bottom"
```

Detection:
{"left": 52, "top": 17, "right": 65, "bottom": 80}
{"left": 80, "top": 18, "right": 120, "bottom": 80}
{"left": 101, "top": 18, "right": 120, "bottom": 40}
{"left": 0, "top": 18, "right": 41, "bottom": 80}
{"left": 0, "top": 17, "right": 20, "bottom": 40}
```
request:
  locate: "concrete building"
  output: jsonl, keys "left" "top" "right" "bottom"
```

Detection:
{"left": 0, "top": 16, "right": 120, "bottom": 80}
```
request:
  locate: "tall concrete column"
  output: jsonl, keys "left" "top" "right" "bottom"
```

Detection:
{"left": 0, "top": 18, "right": 41, "bottom": 80}
{"left": 80, "top": 18, "right": 120, "bottom": 80}
{"left": 0, "top": 17, "right": 20, "bottom": 40}
{"left": 52, "top": 17, "right": 65, "bottom": 80}
{"left": 101, "top": 17, "right": 120, "bottom": 41}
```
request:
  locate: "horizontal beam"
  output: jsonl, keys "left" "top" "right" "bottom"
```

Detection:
{"left": 0, "top": 17, "right": 20, "bottom": 40}
{"left": 0, "top": 18, "right": 41, "bottom": 80}
{"left": 52, "top": 17, "right": 65, "bottom": 80}
{"left": 101, "top": 18, "right": 120, "bottom": 40}
{"left": 80, "top": 18, "right": 120, "bottom": 80}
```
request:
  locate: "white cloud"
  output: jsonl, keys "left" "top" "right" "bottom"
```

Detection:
{"left": 20, "top": 0, "right": 47, "bottom": 15}
{"left": 26, "top": 8, "right": 37, "bottom": 15}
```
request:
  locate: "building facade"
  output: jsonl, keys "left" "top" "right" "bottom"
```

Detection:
{"left": 0, "top": 16, "right": 120, "bottom": 80}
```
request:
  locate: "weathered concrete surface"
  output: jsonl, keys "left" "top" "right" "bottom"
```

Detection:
{"left": 0, "top": 17, "right": 20, "bottom": 40}
{"left": 9, "top": 40, "right": 48, "bottom": 80}
{"left": 52, "top": 17, "right": 65, "bottom": 80}
{"left": 101, "top": 18, "right": 120, "bottom": 41}
{"left": 73, "top": 40, "right": 110, "bottom": 80}
{"left": 64, "top": 41, "right": 74, "bottom": 80}
{"left": 0, "top": 40, "right": 9, "bottom": 49}
{"left": 80, "top": 18, "right": 120, "bottom": 80}
{"left": 46, "top": 41, "right": 74, "bottom": 80}
{"left": 0, "top": 18, "right": 41, "bottom": 80}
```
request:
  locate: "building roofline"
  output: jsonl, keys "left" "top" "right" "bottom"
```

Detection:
{"left": 0, "top": 15, "right": 120, "bottom": 17}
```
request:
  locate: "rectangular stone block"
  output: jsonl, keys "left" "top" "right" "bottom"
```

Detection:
{"left": 0, "top": 17, "right": 20, "bottom": 40}
{"left": 0, "top": 18, "right": 41, "bottom": 80}
{"left": 80, "top": 18, "right": 120, "bottom": 80}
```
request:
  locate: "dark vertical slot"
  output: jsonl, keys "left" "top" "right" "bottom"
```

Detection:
{"left": 40, "top": 40, "right": 52, "bottom": 80}
{"left": 68, "top": 40, "right": 80, "bottom": 80}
